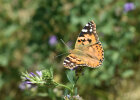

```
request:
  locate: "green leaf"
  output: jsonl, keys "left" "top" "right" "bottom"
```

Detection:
{"left": 37, "top": 93, "right": 48, "bottom": 97}
{"left": 122, "top": 70, "right": 134, "bottom": 78}
{"left": 64, "top": 89, "right": 69, "bottom": 96}
{"left": 74, "top": 87, "right": 78, "bottom": 95}
{"left": 0, "top": 54, "right": 9, "bottom": 66}
{"left": 66, "top": 70, "right": 75, "bottom": 84}
{"left": 0, "top": 74, "right": 4, "bottom": 89}
{"left": 4, "top": 24, "right": 19, "bottom": 37}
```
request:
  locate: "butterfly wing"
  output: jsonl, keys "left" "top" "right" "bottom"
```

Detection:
{"left": 81, "top": 42, "right": 104, "bottom": 68}
{"left": 63, "top": 20, "right": 104, "bottom": 69}
{"left": 63, "top": 42, "right": 104, "bottom": 69}
{"left": 63, "top": 54, "right": 87, "bottom": 69}
{"left": 75, "top": 20, "right": 99, "bottom": 49}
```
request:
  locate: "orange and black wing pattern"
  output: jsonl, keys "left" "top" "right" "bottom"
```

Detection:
{"left": 63, "top": 20, "right": 104, "bottom": 69}
{"left": 75, "top": 20, "right": 99, "bottom": 48}
{"left": 82, "top": 42, "right": 104, "bottom": 68}
{"left": 63, "top": 54, "right": 87, "bottom": 69}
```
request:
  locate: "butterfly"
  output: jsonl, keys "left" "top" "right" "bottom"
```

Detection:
{"left": 63, "top": 20, "right": 104, "bottom": 69}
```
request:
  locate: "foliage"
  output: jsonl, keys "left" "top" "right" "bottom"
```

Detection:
{"left": 0, "top": 0, "right": 140, "bottom": 100}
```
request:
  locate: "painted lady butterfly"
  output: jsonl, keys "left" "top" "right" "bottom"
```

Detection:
{"left": 63, "top": 20, "right": 104, "bottom": 69}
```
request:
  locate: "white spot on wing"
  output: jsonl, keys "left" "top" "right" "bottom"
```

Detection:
{"left": 82, "top": 29, "right": 88, "bottom": 32}
{"left": 68, "top": 56, "right": 73, "bottom": 59}
{"left": 86, "top": 24, "right": 89, "bottom": 26}
{"left": 70, "top": 63, "right": 74, "bottom": 66}
{"left": 65, "top": 60, "right": 70, "bottom": 63}
{"left": 90, "top": 29, "right": 92, "bottom": 32}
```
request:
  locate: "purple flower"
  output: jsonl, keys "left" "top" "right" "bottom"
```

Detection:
{"left": 26, "top": 77, "right": 30, "bottom": 80}
{"left": 36, "top": 71, "right": 42, "bottom": 77}
{"left": 19, "top": 82, "right": 26, "bottom": 90}
{"left": 67, "top": 95, "right": 71, "bottom": 98}
{"left": 30, "top": 72, "right": 36, "bottom": 77}
{"left": 21, "top": 71, "right": 43, "bottom": 85}
{"left": 25, "top": 81, "right": 33, "bottom": 84}
{"left": 124, "top": 2, "right": 135, "bottom": 12}
{"left": 49, "top": 35, "right": 58, "bottom": 46}
{"left": 19, "top": 82, "right": 32, "bottom": 90}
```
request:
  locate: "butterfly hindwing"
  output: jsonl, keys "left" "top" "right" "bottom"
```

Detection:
{"left": 63, "top": 54, "right": 86, "bottom": 69}
{"left": 82, "top": 42, "right": 104, "bottom": 68}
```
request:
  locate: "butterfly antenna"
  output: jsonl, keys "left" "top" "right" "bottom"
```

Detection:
{"left": 54, "top": 39, "right": 70, "bottom": 59}
{"left": 54, "top": 52, "right": 69, "bottom": 59}
{"left": 60, "top": 39, "right": 70, "bottom": 50}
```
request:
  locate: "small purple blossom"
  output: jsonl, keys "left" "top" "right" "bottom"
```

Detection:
{"left": 124, "top": 2, "right": 135, "bottom": 12}
{"left": 49, "top": 35, "right": 58, "bottom": 46}
{"left": 19, "top": 82, "right": 26, "bottom": 90}
{"left": 67, "top": 95, "right": 71, "bottom": 98}
{"left": 26, "top": 77, "right": 30, "bottom": 80}
{"left": 25, "top": 81, "right": 33, "bottom": 84}
{"left": 36, "top": 71, "right": 42, "bottom": 77}
{"left": 19, "top": 82, "right": 32, "bottom": 90}
{"left": 30, "top": 72, "right": 36, "bottom": 77}
{"left": 21, "top": 70, "right": 44, "bottom": 87}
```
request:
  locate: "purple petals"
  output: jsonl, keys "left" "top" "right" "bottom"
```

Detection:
{"left": 19, "top": 82, "right": 32, "bottom": 90}
{"left": 30, "top": 72, "right": 36, "bottom": 77}
{"left": 19, "top": 82, "right": 26, "bottom": 90}
{"left": 124, "top": 2, "right": 135, "bottom": 12}
{"left": 36, "top": 71, "right": 42, "bottom": 77}
{"left": 21, "top": 70, "right": 44, "bottom": 90}
{"left": 26, "top": 77, "right": 30, "bottom": 80}
{"left": 49, "top": 35, "right": 58, "bottom": 46}
{"left": 25, "top": 81, "right": 33, "bottom": 84}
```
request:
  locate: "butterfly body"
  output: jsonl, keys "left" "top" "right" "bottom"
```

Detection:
{"left": 63, "top": 20, "right": 104, "bottom": 69}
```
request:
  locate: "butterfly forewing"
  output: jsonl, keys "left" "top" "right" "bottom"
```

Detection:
{"left": 75, "top": 20, "right": 99, "bottom": 49}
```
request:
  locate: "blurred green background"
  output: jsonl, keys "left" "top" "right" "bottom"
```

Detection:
{"left": 0, "top": 0, "right": 140, "bottom": 100}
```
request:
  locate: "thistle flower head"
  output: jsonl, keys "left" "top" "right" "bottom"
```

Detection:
{"left": 20, "top": 69, "right": 55, "bottom": 90}
{"left": 21, "top": 70, "right": 45, "bottom": 86}
{"left": 42, "top": 69, "right": 53, "bottom": 80}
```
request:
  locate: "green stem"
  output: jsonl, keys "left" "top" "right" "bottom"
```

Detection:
{"left": 54, "top": 81, "right": 73, "bottom": 93}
